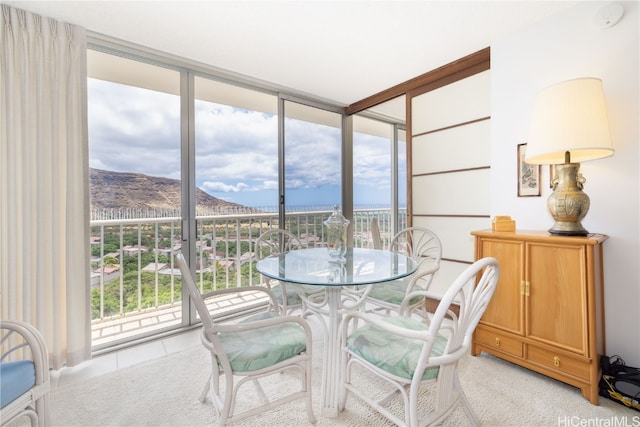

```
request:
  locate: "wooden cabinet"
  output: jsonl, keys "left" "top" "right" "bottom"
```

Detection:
{"left": 471, "top": 230, "right": 607, "bottom": 404}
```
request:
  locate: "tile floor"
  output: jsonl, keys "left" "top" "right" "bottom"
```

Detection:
{"left": 49, "top": 328, "right": 202, "bottom": 390}
{"left": 53, "top": 308, "right": 329, "bottom": 393}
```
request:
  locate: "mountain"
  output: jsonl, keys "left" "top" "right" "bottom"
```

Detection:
{"left": 90, "top": 168, "right": 249, "bottom": 212}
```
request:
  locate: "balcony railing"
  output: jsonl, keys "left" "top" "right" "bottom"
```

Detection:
{"left": 89, "top": 207, "right": 405, "bottom": 350}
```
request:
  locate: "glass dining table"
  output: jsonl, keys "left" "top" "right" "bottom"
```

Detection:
{"left": 256, "top": 247, "right": 418, "bottom": 418}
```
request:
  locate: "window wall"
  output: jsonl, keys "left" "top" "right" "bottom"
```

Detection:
{"left": 87, "top": 44, "right": 403, "bottom": 349}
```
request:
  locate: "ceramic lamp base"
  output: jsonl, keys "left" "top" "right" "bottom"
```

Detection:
{"left": 547, "top": 163, "right": 590, "bottom": 236}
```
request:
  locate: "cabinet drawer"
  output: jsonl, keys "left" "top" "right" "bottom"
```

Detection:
{"left": 475, "top": 328, "right": 523, "bottom": 358}
{"left": 527, "top": 345, "right": 590, "bottom": 380}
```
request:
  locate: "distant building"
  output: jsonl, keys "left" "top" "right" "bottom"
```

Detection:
{"left": 238, "top": 252, "right": 256, "bottom": 265}
{"left": 217, "top": 260, "right": 235, "bottom": 269}
{"left": 142, "top": 262, "right": 167, "bottom": 272}
{"left": 122, "top": 245, "right": 148, "bottom": 256}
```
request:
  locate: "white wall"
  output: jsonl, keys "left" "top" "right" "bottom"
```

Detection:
{"left": 491, "top": 1, "right": 639, "bottom": 365}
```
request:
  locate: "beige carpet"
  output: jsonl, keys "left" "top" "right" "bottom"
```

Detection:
{"left": 29, "top": 334, "right": 634, "bottom": 427}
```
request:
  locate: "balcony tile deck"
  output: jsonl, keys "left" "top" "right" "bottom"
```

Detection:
{"left": 91, "top": 290, "right": 269, "bottom": 348}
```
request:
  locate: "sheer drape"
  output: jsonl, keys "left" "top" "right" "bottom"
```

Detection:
{"left": 1, "top": 5, "right": 91, "bottom": 368}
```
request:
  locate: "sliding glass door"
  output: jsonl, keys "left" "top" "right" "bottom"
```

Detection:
{"left": 193, "top": 76, "right": 278, "bottom": 291}
{"left": 282, "top": 100, "right": 342, "bottom": 210}
{"left": 282, "top": 100, "right": 343, "bottom": 241}
{"left": 353, "top": 115, "right": 407, "bottom": 247}
{"left": 87, "top": 50, "right": 183, "bottom": 348}
{"left": 194, "top": 77, "right": 279, "bottom": 211}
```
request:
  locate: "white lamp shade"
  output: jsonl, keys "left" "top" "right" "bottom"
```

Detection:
{"left": 526, "top": 78, "right": 614, "bottom": 165}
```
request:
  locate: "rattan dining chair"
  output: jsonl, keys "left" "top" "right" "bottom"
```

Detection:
{"left": 255, "top": 228, "right": 319, "bottom": 315}
{"left": 176, "top": 253, "right": 316, "bottom": 426}
{"left": 340, "top": 257, "right": 500, "bottom": 426}
{"left": 365, "top": 226, "right": 442, "bottom": 318}
{"left": 0, "top": 320, "right": 50, "bottom": 427}
{"left": 370, "top": 217, "right": 383, "bottom": 250}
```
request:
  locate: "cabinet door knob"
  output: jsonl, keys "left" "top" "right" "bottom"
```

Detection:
{"left": 495, "top": 337, "right": 501, "bottom": 347}
{"left": 554, "top": 356, "right": 560, "bottom": 367}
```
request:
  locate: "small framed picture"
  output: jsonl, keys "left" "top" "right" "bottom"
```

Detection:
{"left": 517, "top": 143, "right": 541, "bottom": 197}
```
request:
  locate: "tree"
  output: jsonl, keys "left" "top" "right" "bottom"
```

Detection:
{"left": 91, "top": 243, "right": 118, "bottom": 257}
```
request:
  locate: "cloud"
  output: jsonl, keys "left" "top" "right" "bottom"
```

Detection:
{"left": 88, "top": 77, "right": 401, "bottom": 206}
{"left": 200, "top": 180, "right": 278, "bottom": 193}
{"left": 201, "top": 181, "right": 249, "bottom": 193}
{"left": 88, "top": 78, "right": 182, "bottom": 179}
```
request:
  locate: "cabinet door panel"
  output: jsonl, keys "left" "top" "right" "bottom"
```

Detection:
{"left": 479, "top": 239, "right": 524, "bottom": 335}
{"left": 527, "top": 243, "right": 587, "bottom": 354}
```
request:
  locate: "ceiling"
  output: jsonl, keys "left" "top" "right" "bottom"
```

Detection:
{"left": 6, "top": 1, "right": 576, "bottom": 114}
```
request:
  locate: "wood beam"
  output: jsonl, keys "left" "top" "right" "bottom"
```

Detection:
{"left": 346, "top": 47, "right": 490, "bottom": 116}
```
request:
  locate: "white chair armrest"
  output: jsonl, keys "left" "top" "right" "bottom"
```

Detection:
{"left": 341, "top": 310, "right": 429, "bottom": 342}
{"left": 1, "top": 321, "right": 49, "bottom": 385}
{"left": 215, "top": 314, "right": 313, "bottom": 335}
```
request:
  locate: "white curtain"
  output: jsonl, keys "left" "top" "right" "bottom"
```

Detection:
{"left": 1, "top": 5, "right": 91, "bottom": 368}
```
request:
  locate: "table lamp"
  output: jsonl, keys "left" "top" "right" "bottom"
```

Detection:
{"left": 526, "top": 77, "right": 614, "bottom": 236}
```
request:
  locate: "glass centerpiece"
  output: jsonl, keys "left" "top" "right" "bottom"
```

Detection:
{"left": 324, "top": 205, "right": 349, "bottom": 262}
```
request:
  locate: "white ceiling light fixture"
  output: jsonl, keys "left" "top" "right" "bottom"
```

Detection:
{"left": 593, "top": 2, "right": 625, "bottom": 30}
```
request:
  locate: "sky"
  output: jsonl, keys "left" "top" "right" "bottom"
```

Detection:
{"left": 88, "top": 78, "right": 404, "bottom": 209}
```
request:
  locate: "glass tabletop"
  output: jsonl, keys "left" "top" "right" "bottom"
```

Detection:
{"left": 256, "top": 247, "right": 418, "bottom": 286}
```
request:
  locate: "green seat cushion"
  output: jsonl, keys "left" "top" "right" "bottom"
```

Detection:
{"left": 272, "top": 283, "right": 321, "bottom": 307}
{"left": 346, "top": 315, "right": 447, "bottom": 380}
{"left": 220, "top": 318, "right": 307, "bottom": 372}
{"left": 369, "top": 278, "right": 423, "bottom": 306}
{"left": 271, "top": 283, "right": 303, "bottom": 306}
